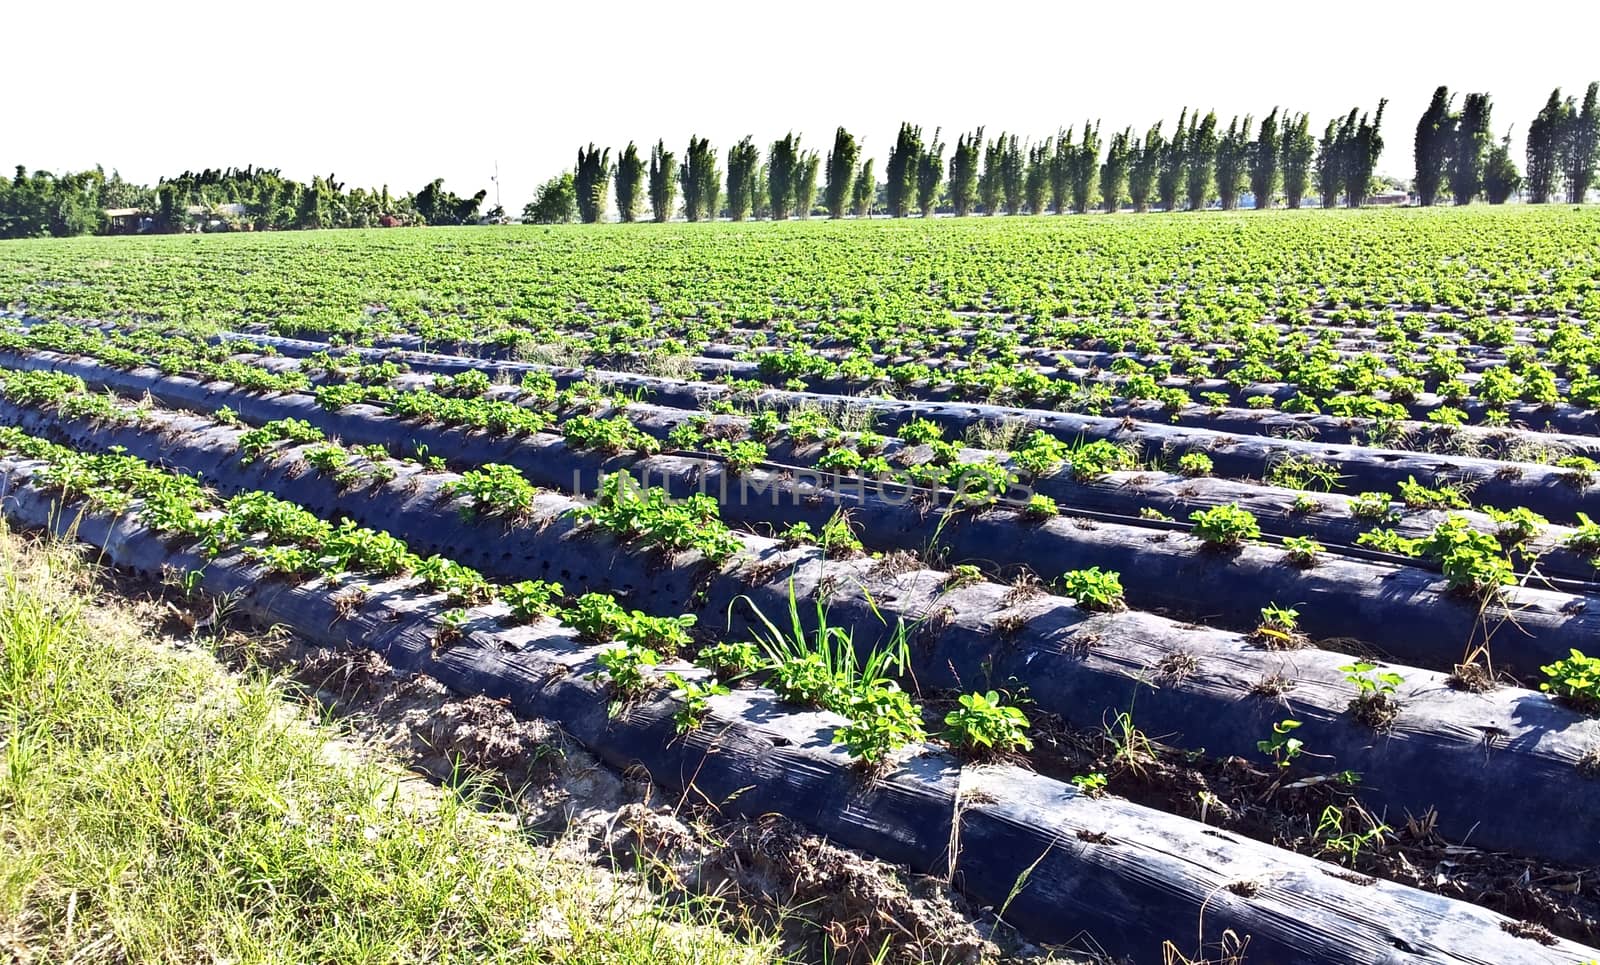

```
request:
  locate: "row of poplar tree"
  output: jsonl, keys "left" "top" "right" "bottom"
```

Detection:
{"left": 527, "top": 104, "right": 1386, "bottom": 224}
{"left": 530, "top": 83, "right": 1599, "bottom": 223}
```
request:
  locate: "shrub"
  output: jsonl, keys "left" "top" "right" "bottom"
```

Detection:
{"left": 618, "top": 612, "right": 696, "bottom": 657}
{"left": 502, "top": 579, "right": 564, "bottom": 623}
{"left": 446, "top": 463, "right": 538, "bottom": 519}
{"left": 1022, "top": 494, "right": 1059, "bottom": 520}
{"left": 1061, "top": 567, "right": 1125, "bottom": 612}
{"left": 592, "top": 644, "right": 660, "bottom": 700}
{"left": 1539, "top": 649, "right": 1600, "bottom": 712}
{"left": 1567, "top": 513, "right": 1600, "bottom": 557}
{"left": 1413, "top": 516, "right": 1514, "bottom": 594}
{"left": 1068, "top": 440, "right": 1136, "bottom": 480}
{"left": 1012, "top": 431, "right": 1070, "bottom": 476}
{"left": 565, "top": 593, "right": 630, "bottom": 641}
{"left": 696, "top": 640, "right": 762, "bottom": 678}
{"left": 1177, "top": 452, "right": 1214, "bottom": 477}
{"left": 1190, "top": 504, "right": 1260, "bottom": 548}
{"left": 1397, "top": 475, "right": 1469, "bottom": 510}
{"left": 943, "top": 691, "right": 1033, "bottom": 755}
{"left": 238, "top": 418, "right": 325, "bottom": 464}
{"left": 898, "top": 417, "right": 944, "bottom": 445}
{"left": 833, "top": 681, "right": 926, "bottom": 767}
{"left": 1483, "top": 505, "right": 1547, "bottom": 546}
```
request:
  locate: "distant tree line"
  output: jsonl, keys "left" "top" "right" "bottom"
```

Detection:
{"left": 0, "top": 165, "right": 488, "bottom": 240}
{"left": 535, "top": 82, "right": 1600, "bottom": 222}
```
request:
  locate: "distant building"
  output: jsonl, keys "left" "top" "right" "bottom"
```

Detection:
{"left": 1367, "top": 191, "right": 1410, "bottom": 205}
{"left": 102, "top": 202, "right": 249, "bottom": 233}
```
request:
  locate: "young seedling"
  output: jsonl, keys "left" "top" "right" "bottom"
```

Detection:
{"left": 1340, "top": 662, "right": 1404, "bottom": 729}
{"left": 663, "top": 672, "right": 730, "bottom": 733}
{"left": 943, "top": 563, "right": 984, "bottom": 589}
{"left": 1071, "top": 772, "right": 1108, "bottom": 797}
{"left": 1314, "top": 804, "right": 1390, "bottom": 867}
{"left": 1289, "top": 493, "right": 1322, "bottom": 515}
{"left": 1251, "top": 603, "right": 1306, "bottom": 648}
{"left": 1281, "top": 535, "right": 1323, "bottom": 568}
{"left": 1256, "top": 718, "right": 1304, "bottom": 772}
{"left": 1348, "top": 491, "right": 1397, "bottom": 522}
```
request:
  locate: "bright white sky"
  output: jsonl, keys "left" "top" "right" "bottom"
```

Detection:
{"left": 10, "top": 0, "right": 1598, "bottom": 209}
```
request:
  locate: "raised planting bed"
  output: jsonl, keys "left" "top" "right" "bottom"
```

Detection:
{"left": 8, "top": 389, "right": 1600, "bottom": 872}
{"left": 0, "top": 455, "right": 1594, "bottom": 964}
{"left": 201, "top": 331, "right": 1600, "bottom": 523}
{"left": 6, "top": 355, "right": 1593, "bottom": 678}
{"left": 7, "top": 357, "right": 1598, "bottom": 676}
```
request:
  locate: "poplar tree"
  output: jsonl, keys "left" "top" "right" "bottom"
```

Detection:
{"left": 647, "top": 140, "right": 676, "bottom": 222}
{"left": 851, "top": 158, "right": 875, "bottom": 216}
{"left": 794, "top": 149, "right": 819, "bottom": 218}
{"left": 699, "top": 148, "right": 721, "bottom": 220}
{"left": 1247, "top": 109, "right": 1279, "bottom": 209}
{"left": 1213, "top": 115, "right": 1252, "bottom": 210}
{"left": 1280, "top": 112, "right": 1314, "bottom": 209}
{"left": 1484, "top": 133, "right": 1522, "bottom": 204}
{"left": 1048, "top": 128, "right": 1072, "bottom": 212}
{"left": 725, "top": 137, "right": 759, "bottom": 221}
{"left": 1001, "top": 134, "right": 1026, "bottom": 215}
{"left": 767, "top": 133, "right": 799, "bottom": 220}
{"left": 752, "top": 163, "right": 770, "bottom": 220}
{"left": 1344, "top": 100, "right": 1387, "bottom": 207}
{"left": 823, "top": 127, "right": 858, "bottom": 219}
{"left": 1026, "top": 141, "right": 1051, "bottom": 214}
{"left": 916, "top": 129, "right": 945, "bottom": 216}
{"left": 1099, "top": 128, "right": 1130, "bottom": 213}
{"left": 1448, "top": 93, "right": 1492, "bottom": 204}
{"left": 886, "top": 123, "right": 923, "bottom": 217}
{"left": 1414, "top": 86, "right": 1453, "bottom": 206}
{"left": 1157, "top": 109, "right": 1188, "bottom": 210}
{"left": 1316, "top": 116, "right": 1345, "bottom": 208}
{"left": 979, "top": 135, "right": 1005, "bottom": 214}
{"left": 613, "top": 142, "right": 644, "bottom": 222}
{"left": 1066, "top": 124, "right": 1099, "bottom": 214}
{"left": 1184, "top": 112, "right": 1217, "bottom": 210}
{"left": 1564, "top": 83, "right": 1599, "bottom": 203}
{"left": 1526, "top": 90, "right": 1568, "bottom": 204}
{"left": 1128, "top": 123, "right": 1163, "bottom": 212}
{"left": 948, "top": 128, "right": 983, "bottom": 216}
{"left": 575, "top": 144, "right": 610, "bottom": 223}
{"left": 679, "top": 136, "right": 717, "bottom": 222}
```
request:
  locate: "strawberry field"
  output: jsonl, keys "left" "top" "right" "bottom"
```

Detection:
{"left": 5, "top": 206, "right": 1600, "bottom": 962}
